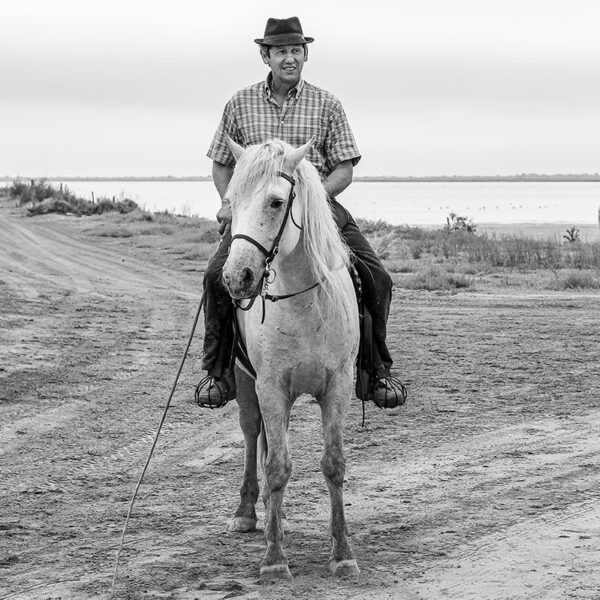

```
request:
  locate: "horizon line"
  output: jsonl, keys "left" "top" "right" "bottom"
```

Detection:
{"left": 2, "top": 173, "right": 600, "bottom": 183}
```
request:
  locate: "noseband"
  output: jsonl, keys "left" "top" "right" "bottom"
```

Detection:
{"left": 230, "top": 170, "right": 319, "bottom": 322}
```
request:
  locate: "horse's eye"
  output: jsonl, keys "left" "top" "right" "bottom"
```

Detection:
{"left": 270, "top": 199, "right": 284, "bottom": 209}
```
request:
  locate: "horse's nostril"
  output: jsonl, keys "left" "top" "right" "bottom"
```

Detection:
{"left": 241, "top": 267, "right": 254, "bottom": 285}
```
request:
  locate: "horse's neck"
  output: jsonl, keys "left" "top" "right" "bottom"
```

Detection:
{"left": 273, "top": 237, "right": 315, "bottom": 291}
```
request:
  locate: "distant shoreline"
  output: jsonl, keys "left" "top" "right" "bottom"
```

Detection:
{"left": 2, "top": 175, "right": 600, "bottom": 183}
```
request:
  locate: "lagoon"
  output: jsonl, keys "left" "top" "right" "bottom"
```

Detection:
{"left": 56, "top": 180, "right": 600, "bottom": 230}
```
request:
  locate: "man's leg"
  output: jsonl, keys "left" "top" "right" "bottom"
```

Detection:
{"left": 196, "top": 231, "right": 236, "bottom": 406}
{"left": 331, "top": 199, "right": 406, "bottom": 408}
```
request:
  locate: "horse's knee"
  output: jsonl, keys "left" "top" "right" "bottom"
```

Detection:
{"left": 321, "top": 452, "right": 345, "bottom": 486}
{"left": 265, "top": 455, "right": 292, "bottom": 491}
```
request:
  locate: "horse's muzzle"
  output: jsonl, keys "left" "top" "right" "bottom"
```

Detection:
{"left": 222, "top": 263, "right": 262, "bottom": 300}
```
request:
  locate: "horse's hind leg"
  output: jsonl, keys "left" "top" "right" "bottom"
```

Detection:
{"left": 320, "top": 385, "right": 360, "bottom": 576}
{"left": 229, "top": 367, "right": 261, "bottom": 533}
{"left": 259, "top": 389, "right": 293, "bottom": 582}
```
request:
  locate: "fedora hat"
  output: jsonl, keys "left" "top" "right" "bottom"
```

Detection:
{"left": 254, "top": 16, "right": 314, "bottom": 46}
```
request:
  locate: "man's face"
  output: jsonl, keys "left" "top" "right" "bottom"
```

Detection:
{"left": 262, "top": 44, "right": 307, "bottom": 86}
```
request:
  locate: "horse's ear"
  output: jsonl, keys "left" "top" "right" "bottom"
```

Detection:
{"left": 227, "top": 137, "right": 245, "bottom": 161}
{"left": 283, "top": 136, "right": 315, "bottom": 172}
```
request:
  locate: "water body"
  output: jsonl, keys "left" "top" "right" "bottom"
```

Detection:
{"left": 56, "top": 180, "right": 600, "bottom": 228}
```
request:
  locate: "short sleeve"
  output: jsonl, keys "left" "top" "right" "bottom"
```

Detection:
{"left": 323, "top": 102, "right": 361, "bottom": 173}
{"left": 207, "top": 98, "right": 240, "bottom": 167}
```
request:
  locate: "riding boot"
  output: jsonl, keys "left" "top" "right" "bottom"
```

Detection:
{"left": 195, "top": 232, "right": 237, "bottom": 407}
{"left": 330, "top": 198, "right": 407, "bottom": 408}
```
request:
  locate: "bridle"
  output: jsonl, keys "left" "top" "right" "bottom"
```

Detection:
{"left": 230, "top": 170, "right": 319, "bottom": 323}
{"left": 230, "top": 170, "right": 299, "bottom": 281}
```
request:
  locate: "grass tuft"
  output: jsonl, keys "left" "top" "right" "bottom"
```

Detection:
{"left": 401, "top": 265, "right": 473, "bottom": 291}
{"left": 549, "top": 271, "right": 600, "bottom": 290}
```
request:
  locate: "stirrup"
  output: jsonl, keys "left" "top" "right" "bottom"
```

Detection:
{"left": 371, "top": 376, "right": 407, "bottom": 409}
{"left": 195, "top": 375, "right": 232, "bottom": 409}
{"left": 356, "top": 374, "right": 408, "bottom": 409}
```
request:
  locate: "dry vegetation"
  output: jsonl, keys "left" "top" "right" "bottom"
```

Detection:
{"left": 4, "top": 180, "right": 600, "bottom": 292}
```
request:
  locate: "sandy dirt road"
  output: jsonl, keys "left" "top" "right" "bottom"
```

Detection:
{"left": 1, "top": 200, "right": 600, "bottom": 599}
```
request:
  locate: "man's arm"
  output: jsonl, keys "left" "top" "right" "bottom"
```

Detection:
{"left": 322, "top": 160, "right": 353, "bottom": 198}
{"left": 212, "top": 161, "right": 234, "bottom": 234}
{"left": 212, "top": 161, "right": 234, "bottom": 200}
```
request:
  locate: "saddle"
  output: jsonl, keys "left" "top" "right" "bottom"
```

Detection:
{"left": 224, "top": 264, "right": 406, "bottom": 409}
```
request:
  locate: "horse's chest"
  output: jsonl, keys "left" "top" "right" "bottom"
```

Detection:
{"left": 249, "top": 313, "right": 351, "bottom": 364}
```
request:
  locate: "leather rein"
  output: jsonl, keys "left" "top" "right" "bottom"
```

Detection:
{"left": 230, "top": 170, "right": 320, "bottom": 323}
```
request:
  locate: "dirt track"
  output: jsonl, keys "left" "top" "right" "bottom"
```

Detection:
{"left": 1, "top": 200, "right": 600, "bottom": 599}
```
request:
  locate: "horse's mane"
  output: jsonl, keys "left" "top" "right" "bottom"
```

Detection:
{"left": 228, "top": 140, "right": 355, "bottom": 319}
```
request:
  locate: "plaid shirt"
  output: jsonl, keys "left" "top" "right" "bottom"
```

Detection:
{"left": 207, "top": 75, "right": 361, "bottom": 180}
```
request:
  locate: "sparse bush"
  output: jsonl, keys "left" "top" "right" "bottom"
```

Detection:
{"left": 9, "top": 179, "right": 62, "bottom": 204}
{"left": 96, "top": 226, "right": 135, "bottom": 238}
{"left": 563, "top": 227, "right": 581, "bottom": 243}
{"left": 401, "top": 265, "right": 473, "bottom": 291}
{"left": 549, "top": 271, "right": 600, "bottom": 290}
{"left": 445, "top": 212, "right": 477, "bottom": 234}
{"left": 198, "top": 226, "right": 221, "bottom": 244}
{"left": 9, "top": 179, "right": 139, "bottom": 217}
{"left": 376, "top": 234, "right": 412, "bottom": 260}
{"left": 355, "top": 218, "right": 395, "bottom": 235}
{"left": 362, "top": 224, "right": 600, "bottom": 272}
{"left": 94, "top": 197, "right": 138, "bottom": 214}
{"left": 387, "top": 261, "right": 415, "bottom": 273}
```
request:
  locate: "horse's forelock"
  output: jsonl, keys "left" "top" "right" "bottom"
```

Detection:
{"left": 228, "top": 141, "right": 287, "bottom": 206}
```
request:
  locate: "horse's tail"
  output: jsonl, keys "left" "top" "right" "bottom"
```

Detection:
{"left": 258, "top": 417, "right": 267, "bottom": 477}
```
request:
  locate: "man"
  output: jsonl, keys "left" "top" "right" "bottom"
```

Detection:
{"left": 196, "top": 16, "right": 406, "bottom": 409}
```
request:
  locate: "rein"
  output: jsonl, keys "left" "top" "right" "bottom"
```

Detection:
{"left": 230, "top": 170, "right": 320, "bottom": 324}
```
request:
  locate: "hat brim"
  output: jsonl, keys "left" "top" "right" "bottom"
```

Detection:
{"left": 254, "top": 34, "right": 314, "bottom": 45}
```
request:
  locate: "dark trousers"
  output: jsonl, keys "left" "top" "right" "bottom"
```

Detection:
{"left": 201, "top": 199, "right": 393, "bottom": 379}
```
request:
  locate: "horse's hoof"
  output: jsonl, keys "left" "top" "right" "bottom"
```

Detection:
{"left": 260, "top": 564, "right": 293, "bottom": 583}
{"left": 228, "top": 517, "right": 257, "bottom": 532}
{"left": 330, "top": 559, "right": 360, "bottom": 577}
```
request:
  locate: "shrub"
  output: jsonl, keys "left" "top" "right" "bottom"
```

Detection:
{"left": 9, "top": 179, "right": 139, "bottom": 217}
{"left": 96, "top": 226, "right": 134, "bottom": 238}
{"left": 445, "top": 212, "right": 477, "bottom": 234}
{"left": 376, "top": 234, "right": 412, "bottom": 260}
{"left": 563, "top": 227, "right": 581, "bottom": 243}
{"left": 94, "top": 197, "right": 138, "bottom": 215}
{"left": 549, "top": 271, "right": 600, "bottom": 290}
{"left": 198, "top": 226, "right": 221, "bottom": 244}
{"left": 401, "top": 265, "right": 473, "bottom": 291}
{"left": 10, "top": 179, "right": 70, "bottom": 205}
{"left": 355, "top": 218, "right": 395, "bottom": 235}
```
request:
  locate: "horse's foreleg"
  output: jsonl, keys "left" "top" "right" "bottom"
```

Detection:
{"left": 229, "top": 367, "right": 260, "bottom": 532}
{"left": 320, "top": 387, "right": 360, "bottom": 576}
{"left": 259, "top": 394, "right": 293, "bottom": 582}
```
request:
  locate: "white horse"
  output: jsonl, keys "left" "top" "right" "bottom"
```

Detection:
{"left": 221, "top": 137, "right": 360, "bottom": 582}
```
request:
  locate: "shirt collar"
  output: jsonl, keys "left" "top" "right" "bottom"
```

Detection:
{"left": 264, "top": 73, "right": 305, "bottom": 100}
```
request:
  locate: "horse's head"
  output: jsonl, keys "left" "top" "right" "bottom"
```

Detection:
{"left": 222, "top": 138, "right": 312, "bottom": 300}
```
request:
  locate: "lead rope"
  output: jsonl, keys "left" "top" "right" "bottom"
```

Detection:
{"left": 110, "top": 287, "right": 206, "bottom": 598}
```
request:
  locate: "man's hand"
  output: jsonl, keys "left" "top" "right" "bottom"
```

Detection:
{"left": 216, "top": 200, "right": 232, "bottom": 235}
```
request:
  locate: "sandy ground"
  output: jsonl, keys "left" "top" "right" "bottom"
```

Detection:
{"left": 1, "top": 199, "right": 600, "bottom": 599}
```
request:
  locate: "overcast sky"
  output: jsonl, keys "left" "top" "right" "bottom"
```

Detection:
{"left": 1, "top": 0, "right": 599, "bottom": 177}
